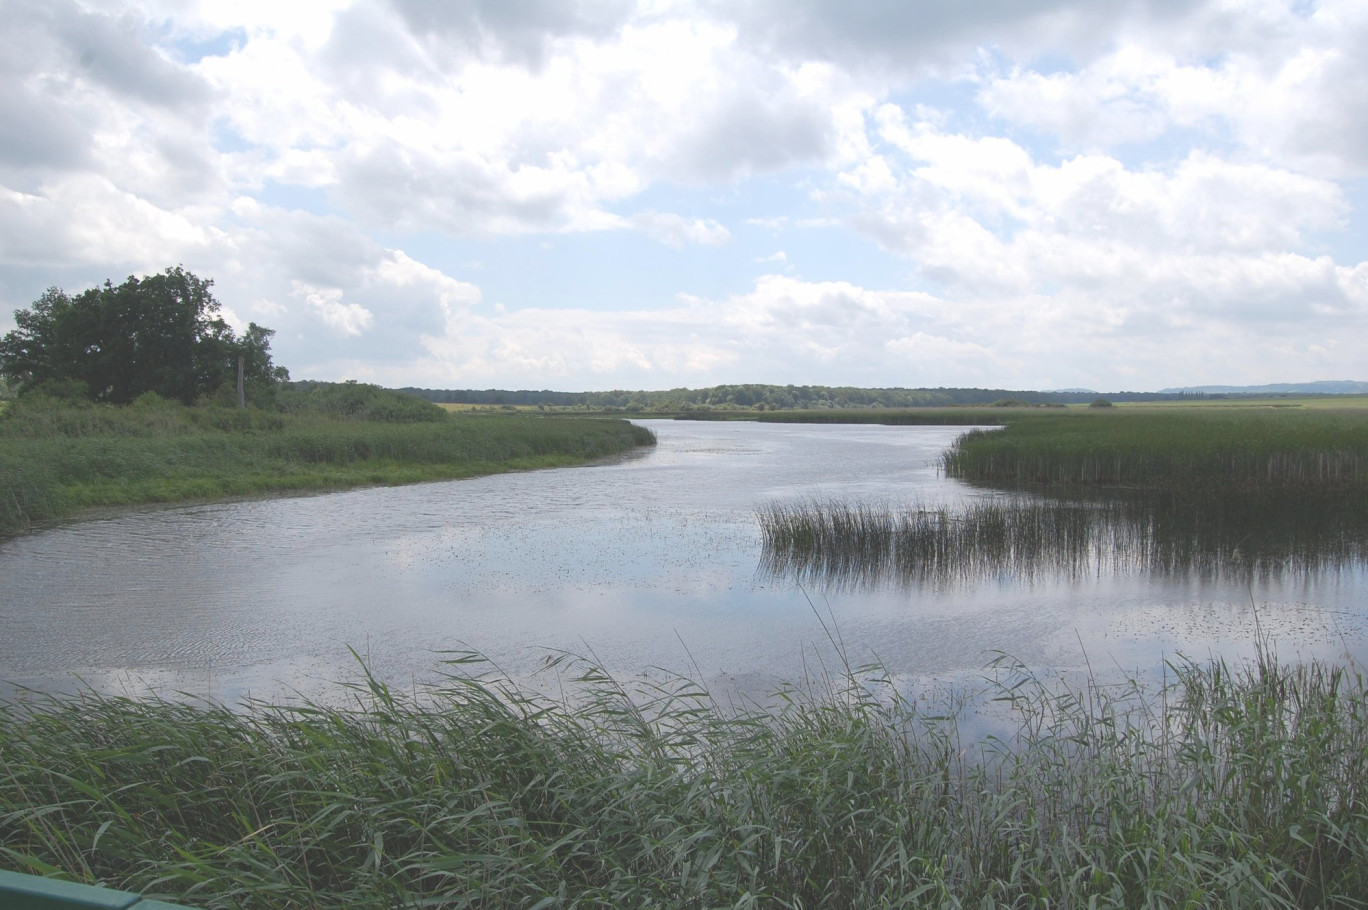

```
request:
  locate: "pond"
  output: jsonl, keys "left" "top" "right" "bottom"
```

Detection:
{"left": 2, "top": 419, "right": 1366, "bottom": 705}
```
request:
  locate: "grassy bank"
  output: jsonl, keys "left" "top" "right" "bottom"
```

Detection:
{"left": 0, "top": 390, "right": 654, "bottom": 537}
{"left": 943, "top": 407, "right": 1368, "bottom": 493}
{"left": 2, "top": 650, "right": 1366, "bottom": 908}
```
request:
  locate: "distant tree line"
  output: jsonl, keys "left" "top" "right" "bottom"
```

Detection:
{"left": 0, "top": 267, "right": 287, "bottom": 406}
{"left": 399, "top": 384, "right": 1209, "bottom": 411}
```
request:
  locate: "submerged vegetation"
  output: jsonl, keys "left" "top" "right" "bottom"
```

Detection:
{"left": 0, "top": 384, "right": 654, "bottom": 538}
{"left": 3, "top": 650, "right": 1367, "bottom": 908}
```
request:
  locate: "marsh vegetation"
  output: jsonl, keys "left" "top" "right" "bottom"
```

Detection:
{"left": 3, "top": 649, "right": 1366, "bottom": 908}
{"left": 759, "top": 407, "right": 1368, "bottom": 591}
{"left": 942, "top": 408, "right": 1368, "bottom": 494}
{"left": 758, "top": 493, "right": 1368, "bottom": 590}
{"left": 0, "top": 385, "right": 654, "bottom": 538}
{"left": 7, "top": 405, "right": 1368, "bottom": 905}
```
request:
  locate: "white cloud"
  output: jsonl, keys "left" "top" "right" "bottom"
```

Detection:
{"left": 2, "top": 0, "right": 1366, "bottom": 392}
{"left": 369, "top": 250, "right": 482, "bottom": 312}
{"left": 295, "top": 284, "right": 375, "bottom": 337}
{"left": 407, "top": 274, "right": 971, "bottom": 388}
{"left": 0, "top": 175, "right": 213, "bottom": 270}
{"left": 977, "top": 2, "right": 1368, "bottom": 176}
{"left": 629, "top": 212, "right": 731, "bottom": 247}
{"left": 839, "top": 108, "right": 1352, "bottom": 300}
{"left": 393, "top": 265, "right": 1366, "bottom": 392}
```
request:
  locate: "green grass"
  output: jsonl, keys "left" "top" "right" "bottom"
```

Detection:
{"left": 2, "top": 648, "right": 1366, "bottom": 908}
{"left": 942, "top": 408, "right": 1368, "bottom": 493}
{"left": 0, "top": 393, "right": 655, "bottom": 538}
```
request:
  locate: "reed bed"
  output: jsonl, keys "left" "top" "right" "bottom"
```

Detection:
{"left": 3, "top": 649, "right": 1367, "bottom": 908}
{"left": 0, "top": 394, "right": 655, "bottom": 537}
{"left": 757, "top": 496, "right": 1368, "bottom": 590}
{"left": 942, "top": 409, "right": 1368, "bottom": 493}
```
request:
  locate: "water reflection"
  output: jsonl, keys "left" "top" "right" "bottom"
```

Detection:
{"left": 758, "top": 492, "right": 1368, "bottom": 592}
{"left": 4, "top": 421, "right": 1368, "bottom": 705}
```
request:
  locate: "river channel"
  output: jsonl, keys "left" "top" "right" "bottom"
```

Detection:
{"left": 3, "top": 420, "right": 1366, "bottom": 705}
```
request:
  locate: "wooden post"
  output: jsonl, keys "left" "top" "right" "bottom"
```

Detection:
{"left": 237, "top": 355, "right": 245, "bottom": 408}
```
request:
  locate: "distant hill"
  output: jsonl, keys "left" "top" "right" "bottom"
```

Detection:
{"left": 1159, "top": 381, "right": 1368, "bottom": 396}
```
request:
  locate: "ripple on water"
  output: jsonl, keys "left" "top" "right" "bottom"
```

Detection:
{"left": 4, "top": 420, "right": 1367, "bottom": 704}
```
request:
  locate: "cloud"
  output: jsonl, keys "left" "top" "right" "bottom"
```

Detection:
{"left": 977, "top": 1, "right": 1368, "bottom": 176}
{"left": 629, "top": 212, "right": 730, "bottom": 247}
{"left": 2, "top": 0, "right": 1366, "bottom": 393}
{"left": 0, "top": 176, "right": 213, "bottom": 270}
{"left": 837, "top": 106, "right": 1351, "bottom": 303}
{"left": 408, "top": 274, "right": 969, "bottom": 388}
{"left": 0, "top": 0, "right": 213, "bottom": 113}
{"left": 384, "top": 255, "right": 1368, "bottom": 391}
{"left": 297, "top": 284, "right": 374, "bottom": 337}
{"left": 725, "top": 0, "right": 1205, "bottom": 76}
{"left": 381, "top": 0, "right": 635, "bottom": 70}
{"left": 191, "top": 7, "right": 865, "bottom": 236}
{"left": 198, "top": 207, "right": 487, "bottom": 374}
{"left": 0, "top": 0, "right": 217, "bottom": 195}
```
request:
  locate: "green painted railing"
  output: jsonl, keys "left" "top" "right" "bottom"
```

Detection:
{"left": 0, "top": 869, "right": 188, "bottom": 909}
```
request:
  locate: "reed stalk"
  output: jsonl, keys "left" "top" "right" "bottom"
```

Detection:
{"left": 3, "top": 648, "right": 1367, "bottom": 907}
{"left": 757, "top": 494, "right": 1368, "bottom": 590}
{"left": 0, "top": 394, "right": 655, "bottom": 538}
{"left": 942, "top": 409, "right": 1368, "bottom": 494}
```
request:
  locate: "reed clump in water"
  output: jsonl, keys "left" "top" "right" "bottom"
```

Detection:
{"left": 757, "top": 495, "right": 1368, "bottom": 590}
{"left": 2, "top": 649, "right": 1367, "bottom": 907}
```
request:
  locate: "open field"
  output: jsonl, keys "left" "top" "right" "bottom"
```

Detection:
{"left": 0, "top": 392, "right": 654, "bottom": 538}
{"left": 3, "top": 650, "right": 1365, "bottom": 908}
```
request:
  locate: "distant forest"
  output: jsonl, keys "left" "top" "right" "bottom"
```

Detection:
{"left": 397, "top": 384, "right": 1220, "bottom": 411}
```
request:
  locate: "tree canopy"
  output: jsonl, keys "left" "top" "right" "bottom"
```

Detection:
{"left": 0, "top": 267, "right": 287, "bottom": 405}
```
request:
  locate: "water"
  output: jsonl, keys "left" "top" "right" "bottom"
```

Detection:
{"left": 2, "top": 420, "right": 1366, "bottom": 705}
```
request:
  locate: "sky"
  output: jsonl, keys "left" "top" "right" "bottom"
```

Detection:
{"left": 2, "top": 0, "right": 1366, "bottom": 392}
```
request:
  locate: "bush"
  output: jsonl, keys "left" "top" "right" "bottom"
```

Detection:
{"left": 276, "top": 381, "right": 447, "bottom": 422}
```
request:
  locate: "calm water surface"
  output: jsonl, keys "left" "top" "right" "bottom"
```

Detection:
{"left": 2, "top": 420, "right": 1365, "bottom": 703}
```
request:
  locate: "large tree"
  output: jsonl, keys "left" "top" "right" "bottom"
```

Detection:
{"left": 0, "top": 267, "right": 287, "bottom": 404}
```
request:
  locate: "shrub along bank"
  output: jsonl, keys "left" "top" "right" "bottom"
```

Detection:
{"left": 0, "top": 385, "right": 654, "bottom": 538}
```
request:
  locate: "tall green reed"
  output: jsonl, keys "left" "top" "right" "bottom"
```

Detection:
{"left": 942, "top": 409, "right": 1368, "bottom": 494}
{"left": 757, "top": 494, "right": 1368, "bottom": 591}
{"left": 0, "top": 396, "right": 654, "bottom": 537}
{"left": 3, "top": 647, "right": 1367, "bottom": 908}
